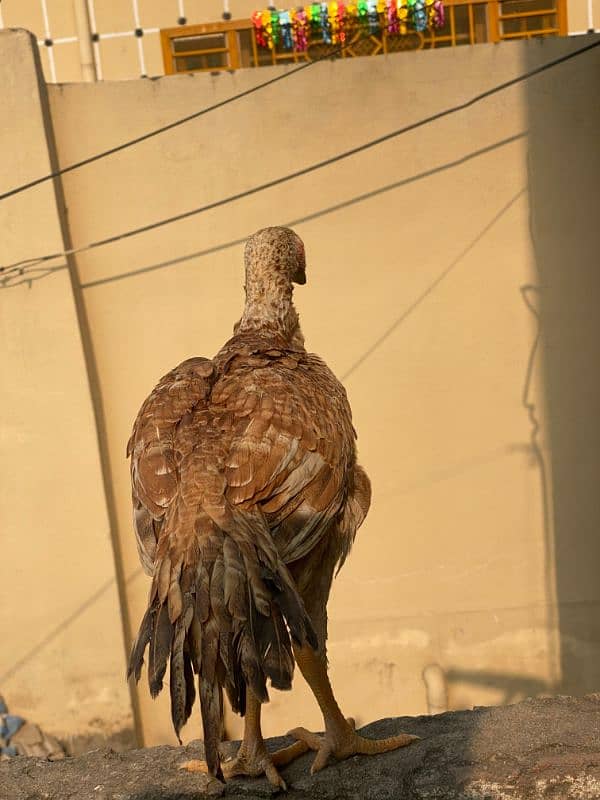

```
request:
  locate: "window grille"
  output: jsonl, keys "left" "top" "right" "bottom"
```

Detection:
{"left": 160, "top": 0, "right": 568, "bottom": 74}
{"left": 0, "top": 0, "right": 573, "bottom": 83}
{"left": 160, "top": 20, "right": 258, "bottom": 74}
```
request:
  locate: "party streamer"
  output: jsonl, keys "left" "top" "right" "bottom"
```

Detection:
{"left": 252, "top": 1, "right": 444, "bottom": 51}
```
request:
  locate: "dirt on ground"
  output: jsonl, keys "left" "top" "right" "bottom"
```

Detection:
{"left": 2, "top": 694, "right": 600, "bottom": 800}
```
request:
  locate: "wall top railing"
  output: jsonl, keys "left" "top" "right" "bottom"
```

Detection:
{"left": 160, "top": 0, "right": 568, "bottom": 75}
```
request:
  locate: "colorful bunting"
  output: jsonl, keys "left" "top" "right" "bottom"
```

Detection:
{"left": 252, "top": 1, "right": 445, "bottom": 51}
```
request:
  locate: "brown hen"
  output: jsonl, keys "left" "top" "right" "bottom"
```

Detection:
{"left": 127, "top": 227, "right": 417, "bottom": 789}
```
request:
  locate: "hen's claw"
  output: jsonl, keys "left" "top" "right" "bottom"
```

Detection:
{"left": 222, "top": 739, "right": 309, "bottom": 789}
{"left": 288, "top": 719, "right": 419, "bottom": 775}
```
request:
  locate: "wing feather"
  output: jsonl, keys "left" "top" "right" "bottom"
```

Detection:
{"left": 128, "top": 357, "right": 215, "bottom": 574}
{"left": 212, "top": 348, "right": 356, "bottom": 564}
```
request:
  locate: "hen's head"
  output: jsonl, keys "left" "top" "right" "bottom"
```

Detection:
{"left": 244, "top": 227, "right": 306, "bottom": 287}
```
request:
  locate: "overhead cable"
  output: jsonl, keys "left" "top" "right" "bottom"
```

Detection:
{"left": 0, "top": 44, "right": 346, "bottom": 203}
{"left": 2, "top": 37, "right": 598, "bottom": 281}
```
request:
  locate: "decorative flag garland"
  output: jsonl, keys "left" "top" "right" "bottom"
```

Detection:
{"left": 252, "top": 1, "right": 445, "bottom": 51}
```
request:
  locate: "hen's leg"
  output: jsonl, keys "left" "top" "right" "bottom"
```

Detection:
{"left": 221, "top": 689, "right": 309, "bottom": 789}
{"left": 289, "top": 644, "right": 419, "bottom": 774}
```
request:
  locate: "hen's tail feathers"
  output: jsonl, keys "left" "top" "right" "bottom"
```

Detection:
{"left": 127, "top": 528, "right": 316, "bottom": 781}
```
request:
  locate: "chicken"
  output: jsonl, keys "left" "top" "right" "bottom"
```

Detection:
{"left": 127, "top": 227, "right": 418, "bottom": 789}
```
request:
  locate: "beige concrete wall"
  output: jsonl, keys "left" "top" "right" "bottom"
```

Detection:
{"left": 524, "top": 36, "right": 600, "bottom": 700}
{"left": 0, "top": 30, "right": 134, "bottom": 752}
{"left": 2, "top": 27, "right": 600, "bottom": 751}
{"left": 0, "top": 0, "right": 596, "bottom": 83}
{"left": 44, "top": 34, "right": 597, "bottom": 745}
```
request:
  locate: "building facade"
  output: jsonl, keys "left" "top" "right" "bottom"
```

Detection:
{"left": 0, "top": 0, "right": 598, "bottom": 83}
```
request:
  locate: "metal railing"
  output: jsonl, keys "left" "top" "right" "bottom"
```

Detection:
{"left": 160, "top": 0, "right": 568, "bottom": 75}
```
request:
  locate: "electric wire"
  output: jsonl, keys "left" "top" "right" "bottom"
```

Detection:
{"left": 0, "top": 43, "right": 347, "bottom": 203}
{"left": 2, "top": 36, "right": 599, "bottom": 281}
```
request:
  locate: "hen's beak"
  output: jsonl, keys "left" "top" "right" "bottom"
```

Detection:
{"left": 292, "top": 266, "right": 306, "bottom": 285}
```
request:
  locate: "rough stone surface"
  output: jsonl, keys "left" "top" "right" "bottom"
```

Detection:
{"left": 1, "top": 695, "right": 599, "bottom": 799}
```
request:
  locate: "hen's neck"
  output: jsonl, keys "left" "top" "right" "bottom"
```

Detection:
{"left": 236, "top": 271, "right": 304, "bottom": 348}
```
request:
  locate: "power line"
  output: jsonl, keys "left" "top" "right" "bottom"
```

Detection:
{"left": 341, "top": 188, "right": 526, "bottom": 381}
{"left": 2, "top": 36, "right": 599, "bottom": 280}
{"left": 0, "top": 132, "right": 525, "bottom": 290}
{"left": 0, "top": 44, "right": 346, "bottom": 203}
{"left": 78, "top": 132, "right": 525, "bottom": 289}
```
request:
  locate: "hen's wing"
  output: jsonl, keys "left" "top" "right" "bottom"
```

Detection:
{"left": 210, "top": 345, "right": 360, "bottom": 566}
{"left": 127, "top": 357, "right": 215, "bottom": 575}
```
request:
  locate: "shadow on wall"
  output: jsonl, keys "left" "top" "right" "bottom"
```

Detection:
{"left": 446, "top": 668, "right": 549, "bottom": 706}
{"left": 526, "top": 35, "right": 600, "bottom": 696}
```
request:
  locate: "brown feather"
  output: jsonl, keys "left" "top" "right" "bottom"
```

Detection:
{"left": 195, "top": 561, "right": 210, "bottom": 622}
{"left": 157, "top": 556, "right": 171, "bottom": 604}
{"left": 170, "top": 599, "right": 194, "bottom": 739}
{"left": 201, "top": 615, "right": 220, "bottom": 685}
{"left": 188, "top": 615, "right": 202, "bottom": 673}
{"left": 260, "top": 607, "right": 294, "bottom": 691}
{"left": 200, "top": 676, "right": 223, "bottom": 781}
{"left": 223, "top": 538, "right": 247, "bottom": 620}
{"left": 127, "top": 605, "right": 155, "bottom": 683}
{"left": 148, "top": 603, "right": 172, "bottom": 698}
{"left": 183, "top": 649, "right": 196, "bottom": 720}
{"left": 167, "top": 559, "right": 183, "bottom": 623}
{"left": 238, "top": 630, "right": 268, "bottom": 703}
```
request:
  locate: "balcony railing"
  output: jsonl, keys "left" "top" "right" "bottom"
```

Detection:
{"left": 160, "top": 0, "right": 567, "bottom": 75}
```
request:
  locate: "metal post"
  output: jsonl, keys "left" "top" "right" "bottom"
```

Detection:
{"left": 73, "top": 0, "right": 98, "bottom": 82}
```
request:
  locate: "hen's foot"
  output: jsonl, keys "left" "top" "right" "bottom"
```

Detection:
{"left": 222, "top": 739, "right": 309, "bottom": 789}
{"left": 288, "top": 717, "right": 419, "bottom": 774}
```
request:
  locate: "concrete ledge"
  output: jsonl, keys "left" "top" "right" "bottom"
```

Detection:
{"left": 2, "top": 694, "right": 599, "bottom": 799}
